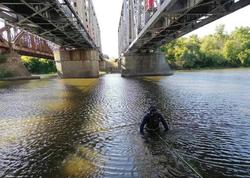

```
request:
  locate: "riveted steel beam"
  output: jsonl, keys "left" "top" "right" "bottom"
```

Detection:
{"left": 118, "top": 0, "right": 250, "bottom": 55}
{"left": 0, "top": 0, "right": 102, "bottom": 53}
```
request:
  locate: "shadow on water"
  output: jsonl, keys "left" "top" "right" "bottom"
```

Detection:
{"left": 0, "top": 74, "right": 233, "bottom": 178}
{"left": 57, "top": 74, "right": 198, "bottom": 178}
{"left": 1, "top": 70, "right": 250, "bottom": 178}
{"left": 0, "top": 77, "right": 101, "bottom": 178}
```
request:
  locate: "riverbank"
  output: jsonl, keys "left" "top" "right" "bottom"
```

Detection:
{"left": 0, "top": 73, "right": 57, "bottom": 81}
{"left": 33, "top": 73, "right": 58, "bottom": 79}
{"left": 0, "top": 76, "right": 40, "bottom": 81}
{"left": 173, "top": 66, "right": 250, "bottom": 72}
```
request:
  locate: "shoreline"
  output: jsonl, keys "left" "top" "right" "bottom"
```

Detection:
{"left": 0, "top": 73, "right": 58, "bottom": 81}
{"left": 173, "top": 67, "right": 250, "bottom": 72}
{"left": 0, "top": 76, "right": 40, "bottom": 81}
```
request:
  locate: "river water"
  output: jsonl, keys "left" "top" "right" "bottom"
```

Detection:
{"left": 0, "top": 69, "right": 250, "bottom": 178}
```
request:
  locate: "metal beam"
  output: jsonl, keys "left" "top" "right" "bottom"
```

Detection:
{"left": 0, "top": 0, "right": 102, "bottom": 52}
{"left": 118, "top": 0, "right": 250, "bottom": 55}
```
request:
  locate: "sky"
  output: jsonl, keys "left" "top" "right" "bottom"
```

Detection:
{"left": 92, "top": 1, "right": 250, "bottom": 58}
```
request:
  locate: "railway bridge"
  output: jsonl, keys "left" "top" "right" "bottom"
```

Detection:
{"left": 118, "top": 0, "right": 250, "bottom": 76}
{"left": 0, "top": 0, "right": 249, "bottom": 78}
{"left": 0, "top": 0, "right": 101, "bottom": 78}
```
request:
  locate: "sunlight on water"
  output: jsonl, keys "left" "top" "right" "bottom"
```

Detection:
{"left": 62, "top": 154, "right": 96, "bottom": 177}
{"left": 62, "top": 146, "right": 99, "bottom": 177}
{"left": 60, "top": 78, "right": 98, "bottom": 92}
{"left": 62, "top": 145, "right": 97, "bottom": 177}
{"left": 143, "top": 76, "right": 165, "bottom": 82}
{"left": 0, "top": 69, "right": 250, "bottom": 178}
{"left": 0, "top": 117, "right": 48, "bottom": 147}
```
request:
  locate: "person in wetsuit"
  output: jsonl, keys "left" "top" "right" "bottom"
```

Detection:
{"left": 140, "top": 106, "right": 169, "bottom": 135}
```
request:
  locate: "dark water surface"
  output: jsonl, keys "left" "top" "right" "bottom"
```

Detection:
{"left": 0, "top": 69, "right": 250, "bottom": 178}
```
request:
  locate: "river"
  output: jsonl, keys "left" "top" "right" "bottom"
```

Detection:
{"left": 0, "top": 69, "right": 250, "bottom": 178}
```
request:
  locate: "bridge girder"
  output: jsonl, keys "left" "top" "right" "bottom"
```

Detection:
{"left": 0, "top": 0, "right": 101, "bottom": 53}
{"left": 118, "top": 0, "right": 250, "bottom": 56}
{"left": 0, "top": 23, "right": 54, "bottom": 59}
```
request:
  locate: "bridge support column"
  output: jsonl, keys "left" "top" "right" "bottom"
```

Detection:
{"left": 0, "top": 50, "right": 31, "bottom": 79}
{"left": 54, "top": 48, "right": 99, "bottom": 78}
{"left": 121, "top": 50, "right": 172, "bottom": 77}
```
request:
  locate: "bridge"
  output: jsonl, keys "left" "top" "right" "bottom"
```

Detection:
{"left": 0, "top": 24, "right": 54, "bottom": 59}
{"left": 0, "top": 0, "right": 102, "bottom": 78}
{"left": 0, "top": 0, "right": 249, "bottom": 79}
{"left": 118, "top": 0, "right": 250, "bottom": 77}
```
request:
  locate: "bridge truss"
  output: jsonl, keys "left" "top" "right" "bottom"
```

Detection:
{"left": 0, "top": 0, "right": 101, "bottom": 51}
{"left": 0, "top": 21, "right": 54, "bottom": 59}
{"left": 118, "top": 0, "right": 250, "bottom": 55}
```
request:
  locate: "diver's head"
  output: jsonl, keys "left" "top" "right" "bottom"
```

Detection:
{"left": 149, "top": 106, "right": 157, "bottom": 114}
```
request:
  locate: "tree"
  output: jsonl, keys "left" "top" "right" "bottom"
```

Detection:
{"left": 21, "top": 56, "right": 57, "bottom": 74}
{"left": 223, "top": 27, "right": 250, "bottom": 66}
{"left": 162, "top": 25, "right": 250, "bottom": 69}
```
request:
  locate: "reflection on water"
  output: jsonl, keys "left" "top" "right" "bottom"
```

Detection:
{"left": 0, "top": 69, "right": 250, "bottom": 178}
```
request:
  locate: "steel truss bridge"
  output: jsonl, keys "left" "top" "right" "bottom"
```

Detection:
{"left": 0, "top": 0, "right": 102, "bottom": 58}
{"left": 118, "top": 0, "right": 250, "bottom": 56}
{"left": 0, "top": 23, "right": 54, "bottom": 59}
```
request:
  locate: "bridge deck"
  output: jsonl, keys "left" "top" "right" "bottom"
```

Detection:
{"left": 119, "top": 0, "right": 250, "bottom": 55}
{"left": 0, "top": 0, "right": 96, "bottom": 49}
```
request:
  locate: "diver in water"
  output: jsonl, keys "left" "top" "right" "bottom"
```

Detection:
{"left": 140, "top": 106, "right": 169, "bottom": 135}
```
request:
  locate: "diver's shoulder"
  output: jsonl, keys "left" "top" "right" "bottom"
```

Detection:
{"left": 155, "top": 112, "right": 163, "bottom": 116}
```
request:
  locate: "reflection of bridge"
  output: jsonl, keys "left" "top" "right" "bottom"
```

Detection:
{"left": 118, "top": 0, "right": 250, "bottom": 77}
{"left": 0, "top": 0, "right": 102, "bottom": 78}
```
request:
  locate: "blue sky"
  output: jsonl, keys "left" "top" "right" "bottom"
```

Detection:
{"left": 92, "top": 1, "right": 250, "bottom": 58}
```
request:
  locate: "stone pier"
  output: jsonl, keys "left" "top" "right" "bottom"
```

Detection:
{"left": 54, "top": 48, "right": 99, "bottom": 78}
{"left": 121, "top": 50, "right": 172, "bottom": 77}
{"left": 0, "top": 50, "right": 31, "bottom": 79}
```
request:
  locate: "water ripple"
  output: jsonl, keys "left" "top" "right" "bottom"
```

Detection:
{"left": 0, "top": 69, "right": 250, "bottom": 177}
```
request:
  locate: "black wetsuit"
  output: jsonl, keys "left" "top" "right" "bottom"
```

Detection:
{"left": 140, "top": 112, "right": 169, "bottom": 134}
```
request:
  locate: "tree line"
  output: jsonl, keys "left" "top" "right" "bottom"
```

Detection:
{"left": 21, "top": 56, "right": 56, "bottom": 74}
{"left": 161, "top": 25, "right": 250, "bottom": 69}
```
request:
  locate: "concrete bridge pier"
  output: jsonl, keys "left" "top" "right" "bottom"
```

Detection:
{"left": 54, "top": 48, "right": 99, "bottom": 78}
{"left": 0, "top": 49, "right": 31, "bottom": 78}
{"left": 121, "top": 50, "right": 172, "bottom": 77}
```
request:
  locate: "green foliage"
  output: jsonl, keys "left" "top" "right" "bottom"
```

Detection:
{"left": 238, "top": 48, "right": 250, "bottom": 66}
{"left": 0, "top": 53, "right": 7, "bottom": 64}
{"left": 223, "top": 40, "right": 241, "bottom": 66}
{"left": 21, "top": 56, "right": 56, "bottom": 74}
{"left": 162, "top": 25, "right": 250, "bottom": 69}
{"left": 0, "top": 69, "right": 13, "bottom": 79}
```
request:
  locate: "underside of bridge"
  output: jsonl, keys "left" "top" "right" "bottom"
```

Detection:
{"left": 118, "top": 0, "right": 250, "bottom": 77}
{"left": 0, "top": 0, "right": 102, "bottom": 78}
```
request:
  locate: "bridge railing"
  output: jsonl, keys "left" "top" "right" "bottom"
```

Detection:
{"left": 118, "top": 0, "right": 165, "bottom": 55}
{"left": 59, "top": 0, "right": 102, "bottom": 50}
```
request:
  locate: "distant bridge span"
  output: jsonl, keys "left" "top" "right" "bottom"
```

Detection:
{"left": 0, "top": 24, "right": 54, "bottom": 59}
{"left": 118, "top": 0, "right": 250, "bottom": 77}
